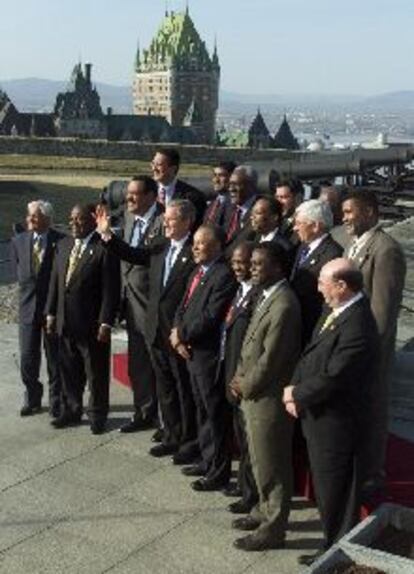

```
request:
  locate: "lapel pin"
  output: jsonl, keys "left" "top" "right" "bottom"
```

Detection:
{"left": 182, "top": 257, "right": 187, "bottom": 262}
{"left": 89, "top": 249, "right": 94, "bottom": 255}
{"left": 310, "top": 259, "right": 316, "bottom": 265}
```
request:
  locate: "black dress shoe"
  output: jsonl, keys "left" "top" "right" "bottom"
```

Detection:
{"left": 51, "top": 414, "right": 82, "bottom": 429}
{"left": 228, "top": 500, "right": 252, "bottom": 514}
{"left": 181, "top": 464, "right": 206, "bottom": 477}
{"left": 191, "top": 477, "right": 228, "bottom": 492}
{"left": 297, "top": 550, "right": 324, "bottom": 566}
{"left": 233, "top": 533, "right": 285, "bottom": 551}
{"left": 232, "top": 516, "right": 261, "bottom": 531}
{"left": 172, "top": 451, "right": 198, "bottom": 465}
{"left": 151, "top": 428, "right": 164, "bottom": 443}
{"left": 91, "top": 421, "right": 106, "bottom": 435}
{"left": 149, "top": 443, "right": 178, "bottom": 457}
{"left": 119, "top": 418, "right": 152, "bottom": 433}
{"left": 20, "top": 404, "right": 42, "bottom": 417}
{"left": 222, "top": 484, "right": 242, "bottom": 498}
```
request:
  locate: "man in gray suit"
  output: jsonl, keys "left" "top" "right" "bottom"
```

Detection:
{"left": 11, "top": 200, "right": 64, "bottom": 417}
{"left": 229, "top": 242, "right": 302, "bottom": 551}
{"left": 343, "top": 189, "right": 406, "bottom": 486}
{"left": 118, "top": 176, "right": 164, "bottom": 432}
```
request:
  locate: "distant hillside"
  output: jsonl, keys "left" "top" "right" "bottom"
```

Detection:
{"left": 1, "top": 77, "right": 413, "bottom": 113}
{"left": 0, "top": 78, "right": 132, "bottom": 113}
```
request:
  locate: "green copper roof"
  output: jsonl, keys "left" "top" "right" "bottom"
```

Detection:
{"left": 137, "top": 11, "right": 219, "bottom": 72}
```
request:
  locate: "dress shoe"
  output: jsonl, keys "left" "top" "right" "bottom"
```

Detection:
{"left": 90, "top": 421, "right": 106, "bottom": 435}
{"left": 228, "top": 500, "right": 252, "bottom": 514}
{"left": 191, "top": 477, "right": 228, "bottom": 492}
{"left": 181, "top": 464, "right": 206, "bottom": 477}
{"left": 119, "top": 418, "right": 152, "bottom": 433}
{"left": 232, "top": 516, "right": 261, "bottom": 531}
{"left": 222, "top": 484, "right": 242, "bottom": 498}
{"left": 297, "top": 550, "right": 324, "bottom": 566}
{"left": 20, "top": 404, "right": 42, "bottom": 417}
{"left": 51, "top": 414, "right": 82, "bottom": 429}
{"left": 149, "top": 443, "right": 178, "bottom": 457}
{"left": 233, "top": 533, "right": 285, "bottom": 551}
{"left": 172, "top": 451, "right": 198, "bottom": 465}
{"left": 49, "top": 406, "right": 61, "bottom": 419}
{"left": 151, "top": 428, "right": 164, "bottom": 443}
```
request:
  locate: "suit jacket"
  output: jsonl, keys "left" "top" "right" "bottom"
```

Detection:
{"left": 222, "top": 286, "right": 258, "bottom": 403}
{"left": 175, "top": 257, "right": 238, "bottom": 375}
{"left": 11, "top": 228, "right": 65, "bottom": 324}
{"left": 172, "top": 179, "right": 207, "bottom": 229}
{"left": 236, "top": 280, "right": 302, "bottom": 401}
{"left": 291, "top": 234, "right": 343, "bottom": 345}
{"left": 46, "top": 232, "right": 119, "bottom": 340}
{"left": 292, "top": 297, "right": 379, "bottom": 439}
{"left": 346, "top": 228, "right": 406, "bottom": 351}
{"left": 121, "top": 204, "right": 164, "bottom": 332}
{"left": 203, "top": 194, "right": 232, "bottom": 227}
{"left": 105, "top": 234, "right": 196, "bottom": 346}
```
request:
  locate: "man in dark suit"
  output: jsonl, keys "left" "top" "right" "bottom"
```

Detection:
{"left": 284, "top": 259, "right": 379, "bottom": 564}
{"left": 291, "top": 199, "right": 343, "bottom": 345}
{"left": 230, "top": 242, "right": 302, "bottom": 552}
{"left": 151, "top": 147, "right": 206, "bottom": 228}
{"left": 343, "top": 189, "right": 406, "bottom": 485}
{"left": 96, "top": 199, "right": 198, "bottom": 460}
{"left": 225, "top": 165, "right": 258, "bottom": 252}
{"left": 274, "top": 177, "right": 303, "bottom": 245}
{"left": 118, "top": 176, "right": 164, "bottom": 433}
{"left": 221, "top": 241, "right": 259, "bottom": 514}
{"left": 10, "top": 200, "right": 64, "bottom": 417}
{"left": 45, "top": 204, "right": 119, "bottom": 434}
{"left": 171, "top": 224, "right": 238, "bottom": 491}
{"left": 203, "top": 161, "right": 236, "bottom": 227}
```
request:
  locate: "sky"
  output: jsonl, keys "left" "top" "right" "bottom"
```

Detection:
{"left": 1, "top": 0, "right": 413, "bottom": 96}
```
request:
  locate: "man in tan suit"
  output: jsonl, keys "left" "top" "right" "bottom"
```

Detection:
{"left": 343, "top": 189, "right": 406, "bottom": 487}
{"left": 229, "top": 242, "right": 302, "bottom": 551}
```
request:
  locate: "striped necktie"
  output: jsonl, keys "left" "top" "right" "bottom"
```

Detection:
{"left": 130, "top": 218, "right": 143, "bottom": 247}
{"left": 163, "top": 244, "right": 177, "bottom": 287}
{"left": 65, "top": 239, "right": 83, "bottom": 285}
{"left": 32, "top": 235, "right": 43, "bottom": 274}
{"left": 319, "top": 311, "right": 336, "bottom": 333}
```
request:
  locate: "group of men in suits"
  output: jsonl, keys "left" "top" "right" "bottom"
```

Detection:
{"left": 11, "top": 151, "right": 406, "bottom": 558}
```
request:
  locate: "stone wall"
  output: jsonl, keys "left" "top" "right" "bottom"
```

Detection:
{"left": 0, "top": 135, "right": 293, "bottom": 165}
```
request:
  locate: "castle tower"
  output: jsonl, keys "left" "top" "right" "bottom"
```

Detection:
{"left": 273, "top": 115, "right": 300, "bottom": 150}
{"left": 248, "top": 109, "right": 273, "bottom": 149}
{"left": 133, "top": 9, "right": 220, "bottom": 144}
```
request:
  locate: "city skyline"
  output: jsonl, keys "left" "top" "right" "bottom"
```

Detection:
{"left": 1, "top": 0, "right": 413, "bottom": 96}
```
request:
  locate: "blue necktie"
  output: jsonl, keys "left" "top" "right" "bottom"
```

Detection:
{"left": 130, "top": 218, "right": 143, "bottom": 247}
{"left": 298, "top": 244, "right": 310, "bottom": 267}
{"left": 163, "top": 244, "right": 177, "bottom": 287}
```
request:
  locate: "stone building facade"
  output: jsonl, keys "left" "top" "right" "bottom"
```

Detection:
{"left": 133, "top": 8, "right": 220, "bottom": 144}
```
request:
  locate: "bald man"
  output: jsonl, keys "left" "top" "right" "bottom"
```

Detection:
{"left": 283, "top": 258, "right": 379, "bottom": 564}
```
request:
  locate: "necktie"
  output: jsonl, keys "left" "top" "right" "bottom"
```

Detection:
{"left": 65, "top": 239, "right": 83, "bottom": 285}
{"left": 319, "top": 310, "right": 336, "bottom": 333}
{"left": 298, "top": 244, "right": 310, "bottom": 267}
{"left": 226, "top": 206, "right": 241, "bottom": 241}
{"left": 158, "top": 187, "right": 166, "bottom": 206}
{"left": 32, "top": 235, "right": 42, "bottom": 274}
{"left": 205, "top": 198, "right": 220, "bottom": 224}
{"left": 225, "top": 286, "right": 243, "bottom": 325}
{"left": 183, "top": 267, "right": 204, "bottom": 307}
{"left": 130, "top": 218, "right": 143, "bottom": 247}
{"left": 348, "top": 240, "right": 359, "bottom": 260}
{"left": 255, "top": 291, "right": 267, "bottom": 313}
{"left": 163, "top": 244, "right": 177, "bottom": 287}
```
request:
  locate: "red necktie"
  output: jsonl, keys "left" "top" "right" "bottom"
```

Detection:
{"left": 226, "top": 206, "right": 241, "bottom": 241}
{"left": 183, "top": 267, "right": 204, "bottom": 307}
{"left": 205, "top": 198, "right": 220, "bottom": 223}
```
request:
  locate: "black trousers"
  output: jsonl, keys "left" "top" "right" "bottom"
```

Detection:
{"left": 19, "top": 320, "right": 61, "bottom": 410}
{"left": 188, "top": 360, "right": 231, "bottom": 483}
{"left": 59, "top": 332, "right": 110, "bottom": 423}
{"left": 233, "top": 406, "right": 258, "bottom": 507}
{"left": 151, "top": 335, "right": 198, "bottom": 452}
{"left": 303, "top": 419, "right": 361, "bottom": 548}
{"left": 125, "top": 301, "right": 157, "bottom": 422}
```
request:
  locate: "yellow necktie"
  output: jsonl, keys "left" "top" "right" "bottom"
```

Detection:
{"left": 65, "top": 239, "right": 83, "bottom": 285}
{"left": 32, "top": 236, "right": 42, "bottom": 274}
{"left": 319, "top": 311, "right": 336, "bottom": 333}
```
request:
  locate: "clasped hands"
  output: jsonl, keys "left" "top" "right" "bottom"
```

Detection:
{"left": 169, "top": 328, "right": 191, "bottom": 360}
{"left": 282, "top": 385, "right": 300, "bottom": 419}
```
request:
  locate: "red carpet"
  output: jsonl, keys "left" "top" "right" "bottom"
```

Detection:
{"left": 113, "top": 352, "right": 414, "bottom": 511}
